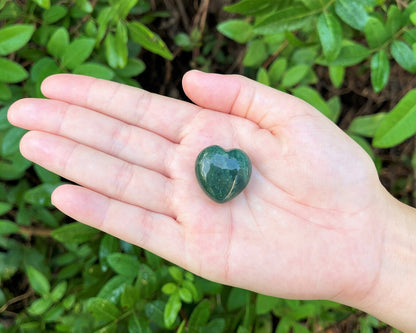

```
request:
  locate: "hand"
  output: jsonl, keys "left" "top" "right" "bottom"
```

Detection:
{"left": 8, "top": 71, "right": 389, "bottom": 306}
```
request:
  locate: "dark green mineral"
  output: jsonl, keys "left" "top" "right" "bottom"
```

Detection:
{"left": 195, "top": 145, "right": 252, "bottom": 203}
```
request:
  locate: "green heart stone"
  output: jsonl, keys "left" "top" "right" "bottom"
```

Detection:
{"left": 195, "top": 145, "right": 252, "bottom": 203}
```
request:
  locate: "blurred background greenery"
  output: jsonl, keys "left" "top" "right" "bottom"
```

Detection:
{"left": 1, "top": 0, "right": 416, "bottom": 331}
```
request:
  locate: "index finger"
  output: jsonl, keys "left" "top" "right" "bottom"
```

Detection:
{"left": 41, "top": 74, "right": 201, "bottom": 143}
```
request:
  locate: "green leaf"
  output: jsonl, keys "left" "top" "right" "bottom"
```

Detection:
{"left": 128, "top": 21, "right": 173, "bottom": 60}
{"left": 328, "top": 41, "right": 370, "bottom": 66}
{"left": 268, "top": 58, "right": 287, "bottom": 84}
{"left": 51, "top": 281, "right": 67, "bottom": 302}
{"left": 0, "top": 24, "right": 35, "bottom": 55}
{"left": 386, "top": 5, "right": 405, "bottom": 35}
{"left": 87, "top": 297, "right": 121, "bottom": 323}
{"left": 136, "top": 264, "right": 158, "bottom": 298}
{"left": 243, "top": 40, "right": 267, "bottom": 67}
{"left": 26, "top": 265, "right": 50, "bottom": 295}
{"left": 168, "top": 266, "right": 183, "bottom": 282}
{"left": 256, "top": 67, "right": 270, "bottom": 86}
{"left": 335, "top": 0, "right": 368, "bottom": 31}
{"left": 162, "top": 282, "right": 177, "bottom": 295}
{"left": 121, "top": 285, "right": 141, "bottom": 310}
{"left": 254, "top": 6, "right": 315, "bottom": 34}
{"left": 178, "top": 287, "right": 193, "bottom": 303}
{"left": 28, "top": 297, "right": 53, "bottom": 315}
{"left": 329, "top": 65, "right": 345, "bottom": 88}
{"left": 128, "top": 313, "right": 151, "bottom": 333}
{"left": 74, "top": 62, "right": 114, "bottom": 80}
{"left": 47, "top": 27, "right": 69, "bottom": 59}
{"left": 217, "top": 20, "right": 253, "bottom": 43}
{"left": 98, "top": 275, "right": 133, "bottom": 303}
{"left": 107, "top": 253, "right": 140, "bottom": 277}
{"left": 188, "top": 299, "right": 210, "bottom": 333}
{"left": 256, "top": 294, "right": 282, "bottom": 315}
{"left": 24, "top": 183, "right": 57, "bottom": 207}
{"left": 164, "top": 293, "right": 181, "bottom": 328}
{"left": 0, "top": 220, "right": 19, "bottom": 235}
{"left": 0, "top": 82, "right": 11, "bottom": 100}
{"left": 61, "top": 37, "right": 95, "bottom": 70}
{"left": 145, "top": 300, "right": 165, "bottom": 325}
{"left": 30, "top": 57, "right": 60, "bottom": 84}
{"left": 51, "top": 222, "right": 100, "bottom": 244}
{"left": 42, "top": 5, "right": 68, "bottom": 24}
{"left": 281, "top": 64, "right": 310, "bottom": 88}
{"left": 0, "top": 202, "right": 12, "bottom": 215}
{"left": 224, "top": 0, "right": 273, "bottom": 16}
{"left": 373, "top": 89, "right": 416, "bottom": 147}
{"left": 292, "top": 86, "right": 334, "bottom": 120}
{"left": 99, "top": 234, "right": 119, "bottom": 270}
{"left": 391, "top": 40, "right": 416, "bottom": 73}
{"left": 204, "top": 318, "right": 226, "bottom": 333}
{"left": 0, "top": 57, "right": 28, "bottom": 83}
{"left": 349, "top": 113, "right": 387, "bottom": 137}
{"left": 0, "top": 288, "right": 5, "bottom": 307}
{"left": 115, "top": 58, "right": 146, "bottom": 77}
{"left": 32, "top": 0, "right": 50, "bottom": 9}
{"left": 317, "top": 12, "right": 342, "bottom": 61}
{"left": 371, "top": 50, "right": 390, "bottom": 93}
{"left": 0, "top": 151, "right": 31, "bottom": 180}
{"left": 364, "top": 17, "right": 390, "bottom": 49}
{"left": 227, "top": 288, "right": 250, "bottom": 311}
{"left": 2, "top": 126, "right": 26, "bottom": 156}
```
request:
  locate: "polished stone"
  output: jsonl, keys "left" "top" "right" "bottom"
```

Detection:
{"left": 195, "top": 145, "right": 252, "bottom": 203}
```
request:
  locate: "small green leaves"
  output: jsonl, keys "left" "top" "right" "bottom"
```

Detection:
{"left": 47, "top": 27, "right": 69, "bottom": 59}
{"left": 335, "top": 0, "right": 368, "bottom": 31}
{"left": 42, "top": 5, "right": 68, "bottom": 24}
{"left": 365, "top": 17, "right": 390, "bottom": 49}
{"left": 0, "top": 24, "right": 34, "bottom": 55}
{"left": 26, "top": 266, "right": 50, "bottom": 295}
{"left": 328, "top": 41, "right": 370, "bottom": 66}
{"left": 32, "top": 0, "right": 51, "bottom": 9}
{"left": 51, "top": 222, "right": 100, "bottom": 244}
{"left": 128, "top": 21, "right": 173, "bottom": 60}
{"left": 371, "top": 50, "right": 390, "bottom": 92}
{"left": 217, "top": 20, "right": 253, "bottom": 43}
{"left": 391, "top": 40, "right": 416, "bottom": 73}
{"left": 88, "top": 297, "right": 121, "bottom": 323}
{"left": 107, "top": 253, "right": 140, "bottom": 277}
{"left": 373, "top": 89, "right": 416, "bottom": 147}
{"left": 0, "top": 58, "right": 28, "bottom": 83}
{"left": 0, "top": 220, "right": 19, "bottom": 235}
{"left": 61, "top": 37, "right": 95, "bottom": 70}
{"left": 164, "top": 293, "right": 181, "bottom": 327}
{"left": 317, "top": 12, "right": 342, "bottom": 61}
{"left": 254, "top": 6, "right": 315, "bottom": 34}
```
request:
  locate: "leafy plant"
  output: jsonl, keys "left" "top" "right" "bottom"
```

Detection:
{"left": 0, "top": 0, "right": 415, "bottom": 332}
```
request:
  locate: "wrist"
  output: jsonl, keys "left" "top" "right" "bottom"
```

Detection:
{"left": 353, "top": 190, "right": 416, "bottom": 332}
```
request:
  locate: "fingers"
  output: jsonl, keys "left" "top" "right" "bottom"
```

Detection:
{"left": 52, "top": 185, "right": 185, "bottom": 266}
{"left": 182, "top": 70, "right": 319, "bottom": 131}
{"left": 8, "top": 98, "right": 175, "bottom": 176}
{"left": 20, "top": 131, "right": 175, "bottom": 217}
{"left": 40, "top": 74, "right": 200, "bottom": 143}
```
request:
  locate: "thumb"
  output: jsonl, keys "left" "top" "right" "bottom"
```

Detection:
{"left": 182, "top": 70, "right": 319, "bottom": 130}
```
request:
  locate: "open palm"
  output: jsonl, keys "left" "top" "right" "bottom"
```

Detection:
{"left": 8, "top": 71, "right": 388, "bottom": 306}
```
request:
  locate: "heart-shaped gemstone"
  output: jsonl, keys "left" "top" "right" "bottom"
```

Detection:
{"left": 195, "top": 145, "right": 252, "bottom": 203}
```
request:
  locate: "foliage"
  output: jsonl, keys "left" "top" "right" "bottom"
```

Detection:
{"left": 220, "top": 0, "right": 416, "bottom": 156}
{"left": 0, "top": 0, "right": 415, "bottom": 332}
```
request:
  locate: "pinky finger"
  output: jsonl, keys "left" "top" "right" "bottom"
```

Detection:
{"left": 52, "top": 184, "right": 185, "bottom": 265}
